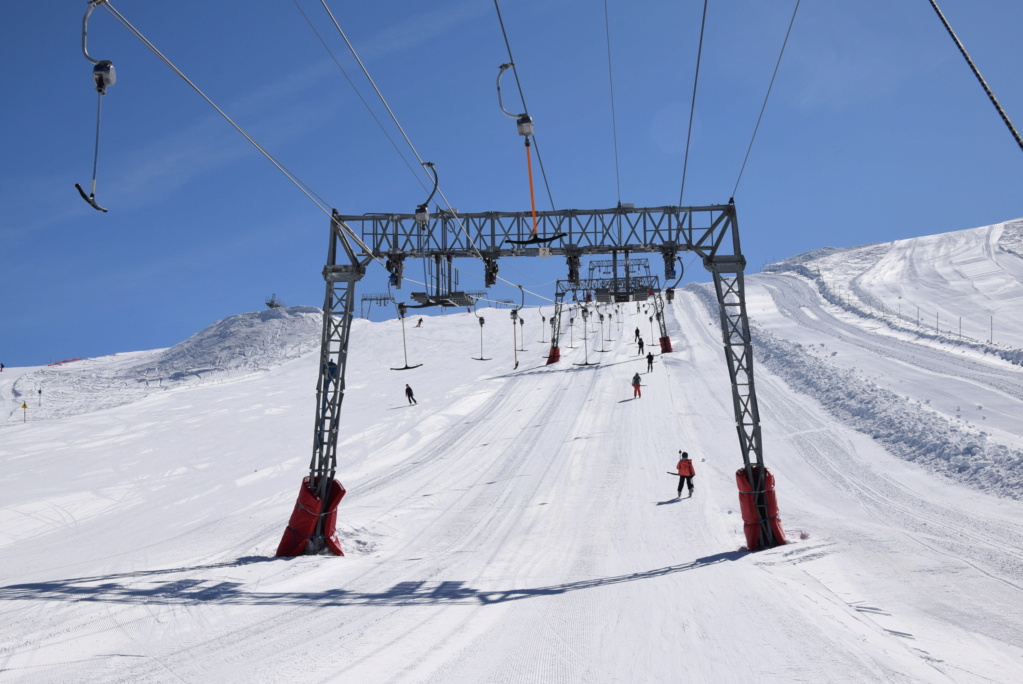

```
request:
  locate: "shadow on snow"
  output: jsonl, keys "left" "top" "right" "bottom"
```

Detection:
{"left": 1, "top": 551, "right": 744, "bottom": 607}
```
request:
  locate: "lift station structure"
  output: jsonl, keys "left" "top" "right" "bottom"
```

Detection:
{"left": 545, "top": 257, "right": 672, "bottom": 364}
{"left": 275, "top": 202, "right": 786, "bottom": 557}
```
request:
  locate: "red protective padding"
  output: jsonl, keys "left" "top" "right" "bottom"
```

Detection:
{"left": 735, "top": 467, "right": 787, "bottom": 551}
{"left": 546, "top": 347, "right": 561, "bottom": 364}
{"left": 275, "top": 477, "right": 346, "bottom": 557}
{"left": 321, "top": 479, "right": 347, "bottom": 556}
{"left": 659, "top": 336, "right": 673, "bottom": 353}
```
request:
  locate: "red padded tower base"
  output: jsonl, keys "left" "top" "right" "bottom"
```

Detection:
{"left": 275, "top": 477, "right": 346, "bottom": 557}
{"left": 735, "top": 467, "right": 786, "bottom": 551}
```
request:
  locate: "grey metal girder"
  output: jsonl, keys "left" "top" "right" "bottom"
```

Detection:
{"left": 335, "top": 204, "right": 736, "bottom": 261}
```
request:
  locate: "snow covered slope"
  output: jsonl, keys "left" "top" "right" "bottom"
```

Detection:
{"left": 1, "top": 306, "right": 321, "bottom": 423}
{"left": 746, "top": 218, "right": 1023, "bottom": 498}
{"left": 1, "top": 222, "right": 1022, "bottom": 683}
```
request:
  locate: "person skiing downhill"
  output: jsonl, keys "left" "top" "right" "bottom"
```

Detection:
{"left": 646, "top": 351, "right": 654, "bottom": 372}
{"left": 675, "top": 451, "right": 695, "bottom": 498}
{"left": 405, "top": 383, "right": 417, "bottom": 405}
{"left": 631, "top": 372, "right": 642, "bottom": 398}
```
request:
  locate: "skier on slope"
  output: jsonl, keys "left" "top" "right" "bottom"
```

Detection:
{"left": 405, "top": 383, "right": 417, "bottom": 405}
{"left": 646, "top": 351, "right": 654, "bottom": 372}
{"left": 637, "top": 337, "right": 644, "bottom": 355}
{"left": 634, "top": 327, "right": 640, "bottom": 342}
{"left": 631, "top": 372, "right": 642, "bottom": 399}
{"left": 675, "top": 451, "right": 695, "bottom": 498}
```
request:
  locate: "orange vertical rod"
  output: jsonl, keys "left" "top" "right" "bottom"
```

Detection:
{"left": 525, "top": 140, "right": 538, "bottom": 235}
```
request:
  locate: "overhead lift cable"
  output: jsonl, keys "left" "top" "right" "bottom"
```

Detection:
{"left": 679, "top": 0, "right": 709, "bottom": 207}
{"left": 731, "top": 0, "right": 800, "bottom": 199}
{"left": 96, "top": 1, "right": 335, "bottom": 217}
{"left": 295, "top": 2, "right": 546, "bottom": 306}
{"left": 315, "top": 1, "right": 437, "bottom": 195}
{"left": 90, "top": 1, "right": 543, "bottom": 321}
{"left": 926, "top": 0, "right": 1023, "bottom": 154}
{"left": 317, "top": 0, "right": 556, "bottom": 305}
{"left": 603, "top": 0, "right": 622, "bottom": 205}
{"left": 92, "top": 1, "right": 447, "bottom": 298}
{"left": 291, "top": 0, "right": 429, "bottom": 194}
{"left": 100, "top": 0, "right": 495, "bottom": 306}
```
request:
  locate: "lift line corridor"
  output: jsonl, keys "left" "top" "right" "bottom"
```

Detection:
{"left": 275, "top": 202, "right": 786, "bottom": 557}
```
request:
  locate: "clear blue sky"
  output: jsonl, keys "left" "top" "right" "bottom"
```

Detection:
{"left": 2, "top": 0, "right": 1021, "bottom": 367}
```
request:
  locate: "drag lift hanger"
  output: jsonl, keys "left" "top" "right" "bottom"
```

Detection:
{"left": 390, "top": 302, "right": 423, "bottom": 371}
{"left": 496, "top": 63, "right": 565, "bottom": 246}
{"left": 472, "top": 301, "right": 491, "bottom": 361}
{"left": 414, "top": 161, "right": 438, "bottom": 226}
{"left": 76, "top": 0, "right": 116, "bottom": 212}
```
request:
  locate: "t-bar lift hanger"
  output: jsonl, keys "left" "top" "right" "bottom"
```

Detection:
{"left": 75, "top": 0, "right": 116, "bottom": 212}
{"left": 496, "top": 63, "right": 564, "bottom": 246}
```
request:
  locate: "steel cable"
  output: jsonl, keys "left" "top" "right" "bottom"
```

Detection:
{"left": 678, "top": 0, "right": 708, "bottom": 207}
{"left": 732, "top": 0, "right": 801, "bottom": 199}
{"left": 927, "top": 0, "right": 1023, "bottom": 154}
{"left": 603, "top": 0, "right": 622, "bottom": 204}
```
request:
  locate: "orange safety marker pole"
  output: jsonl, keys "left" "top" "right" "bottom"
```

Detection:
{"left": 525, "top": 140, "right": 538, "bottom": 235}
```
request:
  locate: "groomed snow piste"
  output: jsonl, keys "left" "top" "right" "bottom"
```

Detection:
{"left": 1, "top": 220, "right": 1022, "bottom": 683}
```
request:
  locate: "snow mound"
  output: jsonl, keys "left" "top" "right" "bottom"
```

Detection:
{"left": 689, "top": 283, "right": 1023, "bottom": 499}
{"left": 753, "top": 326, "right": 1023, "bottom": 499}
{"left": 998, "top": 218, "right": 1023, "bottom": 258}
{"left": 4, "top": 306, "right": 322, "bottom": 422}
{"left": 147, "top": 305, "right": 322, "bottom": 381}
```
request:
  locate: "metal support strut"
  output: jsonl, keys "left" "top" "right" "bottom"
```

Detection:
{"left": 276, "top": 212, "right": 369, "bottom": 556}
{"left": 708, "top": 253, "right": 780, "bottom": 550}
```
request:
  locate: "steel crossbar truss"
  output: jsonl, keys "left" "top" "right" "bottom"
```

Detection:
{"left": 298, "top": 202, "right": 780, "bottom": 551}
{"left": 335, "top": 204, "right": 733, "bottom": 263}
{"left": 360, "top": 293, "right": 394, "bottom": 318}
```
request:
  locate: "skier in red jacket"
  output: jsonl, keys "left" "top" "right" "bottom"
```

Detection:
{"left": 675, "top": 451, "right": 695, "bottom": 498}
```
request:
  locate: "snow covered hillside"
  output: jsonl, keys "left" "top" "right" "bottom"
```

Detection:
{"left": 1, "top": 221, "right": 1022, "bottom": 683}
